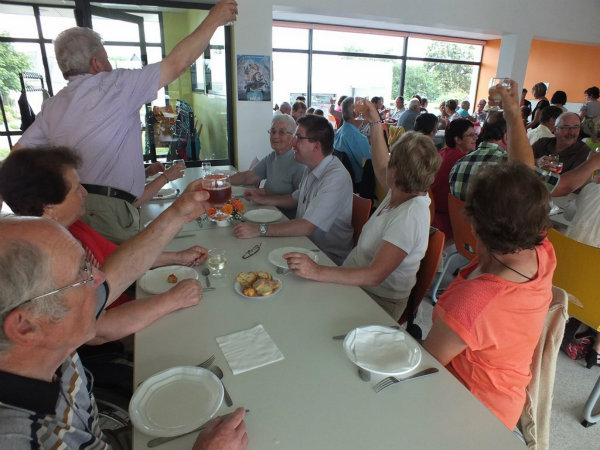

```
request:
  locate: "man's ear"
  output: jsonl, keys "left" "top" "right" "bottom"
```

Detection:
{"left": 3, "top": 309, "right": 40, "bottom": 347}
{"left": 89, "top": 57, "right": 103, "bottom": 75}
{"left": 502, "top": 133, "right": 508, "bottom": 147}
{"left": 42, "top": 205, "right": 57, "bottom": 221}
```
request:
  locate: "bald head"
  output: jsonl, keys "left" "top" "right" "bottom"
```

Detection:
{"left": 279, "top": 102, "right": 292, "bottom": 115}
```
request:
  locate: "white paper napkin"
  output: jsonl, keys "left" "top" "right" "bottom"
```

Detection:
{"left": 216, "top": 324, "right": 284, "bottom": 375}
{"left": 349, "top": 326, "right": 414, "bottom": 373}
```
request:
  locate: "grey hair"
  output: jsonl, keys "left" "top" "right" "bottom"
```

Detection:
{"left": 271, "top": 114, "right": 296, "bottom": 133}
{"left": 408, "top": 99, "right": 421, "bottom": 111}
{"left": 342, "top": 97, "right": 355, "bottom": 121}
{"left": 54, "top": 27, "right": 104, "bottom": 79}
{"left": 555, "top": 112, "right": 581, "bottom": 128}
{"left": 0, "top": 240, "right": 70, "bottom": 353}
{"left": 279, "top": 102, "right": 292, "bottom": 114}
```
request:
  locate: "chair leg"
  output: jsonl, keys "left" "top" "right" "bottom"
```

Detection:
{"left": 430, "top": 252, "right": 458, "bottom": 303}
{"left": 582, "top": 374, "right": 600, "bottom": 426}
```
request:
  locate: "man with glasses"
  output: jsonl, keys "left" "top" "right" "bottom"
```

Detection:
{"left": 533, "top": 112, "right": 591, "bottom": 173}
{"left": 450, "top": 90, "right": 600, "bottom": 200}
{"left": 229, "top": 115, "right": 305, "bottom": 218}
{"left": 234, "top": 115, "right": 353, "bottom": 265}
{"left": 0, "top": 217, "right": 248, "bottom": 450}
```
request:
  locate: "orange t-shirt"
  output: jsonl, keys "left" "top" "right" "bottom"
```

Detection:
{"left": 433, "top": 238, "right": 556, "bottom": 429}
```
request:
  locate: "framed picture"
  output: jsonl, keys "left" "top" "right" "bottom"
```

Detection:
{"left": 237, "top": 54, "right": 271, "bottom": 101}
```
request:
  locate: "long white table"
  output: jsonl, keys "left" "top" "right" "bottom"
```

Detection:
{"left": 132, "top": 167, "right": 525, "bottom": 450}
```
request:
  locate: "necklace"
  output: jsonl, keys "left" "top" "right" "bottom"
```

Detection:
{"left": 489, "top": 252, "right": 534, "bottom": 281}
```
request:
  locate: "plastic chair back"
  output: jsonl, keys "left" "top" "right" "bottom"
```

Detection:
{"left": 448, "top": 193, "right": 477, "bottom": 260}
{"left": 518, "top": 285, "right": 568, "bottom": 449}
{"left": 351, "top": 194, "right": 372, "bottom": 246}
{"left": 399, "top": 228, "right": 445, "bottom": 334}
{"left": 547, "top": 228, "right": 600, "bottom": 331}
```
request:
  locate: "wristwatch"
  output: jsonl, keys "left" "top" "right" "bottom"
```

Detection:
{"left": 258, "top": 223, "right": 268, "bottom": 236}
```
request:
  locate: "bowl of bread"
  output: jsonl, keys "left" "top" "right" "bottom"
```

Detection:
{"left": 235, "top": 271, "right": 281, "bottom": 298}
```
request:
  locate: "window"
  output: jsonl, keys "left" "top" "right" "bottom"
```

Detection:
{"left": 272, "top": 22, "right": 483, "bottom": 119}
{"left": 0, "top": 2, "right": 76, "bottom": 157}
{"left": 0, "top": 1, "right": 234, "bottom": 165}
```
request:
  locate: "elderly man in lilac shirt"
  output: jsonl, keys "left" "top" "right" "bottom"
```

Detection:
{"left": 15, "top": 0, "right": 238, "bottom": 243}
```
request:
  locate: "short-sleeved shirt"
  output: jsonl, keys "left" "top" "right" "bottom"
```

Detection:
{"left": 396, "top": 109, "right": 420, "bottom": 131}
{"left": 292, "top": 155, "right": 353, "bottom": 265}
{"left": 449, "top": 141, "right": 560, "bottom": 200}
{"left": 580, "top": 100, "right": 600, "bottom": 119}
{"left": 0, "top": 353, "right": 108, "bottom": 450}
{"left": 457, "top": 108, "right": 470, "bottom": 118}
{"left": 527, "top": 123, "right": 554, "bottom": 145}
{"left": 533, "top": 137, "right": 590, "bottom": 174}
{"left": 252, "top": 149, "right": 306, "bottom": 195}
{"left": 18, "top": 63, "right": 162, "bottom": 197}
{"left": 433, "top": 238, "right": 556, "bottom": 429}
{"left": 333, "top": 122, "right": 371, "bottom": 183}
{"left": 344, "top": 191, "right": 429, "bottom": 299}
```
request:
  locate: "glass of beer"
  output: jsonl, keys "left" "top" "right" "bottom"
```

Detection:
{"left": 201, "top": 173, "right": 232, "bottom": 207}
{"left": 354, "top": 96, "right": 367, "bottom": 120}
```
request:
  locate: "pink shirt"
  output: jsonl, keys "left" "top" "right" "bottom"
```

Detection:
{"left": 434, "top": 238, "right": 556, "bottom": 429}
{"left": 19, "top": 63, "right": 161, "bottom": 197}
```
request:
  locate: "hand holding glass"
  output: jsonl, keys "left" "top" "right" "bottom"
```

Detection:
{"left": 354, "top": 97, "right": 367, "bottom": 120}
{"left": 201, "top": 174, "right": 232, "bottom": 207}
{"left": 489, "top": 78, "right": 511, "bottom": 107}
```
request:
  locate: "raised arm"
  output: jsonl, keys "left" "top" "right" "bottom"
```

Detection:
{"left": 101, "top": 179, "right": 209, "bottom": 305}
{"left": 159, "top": 0, "right": 237, "bottom": 88}
{"left": 494, "top": 80, "right": 535, "bottom": 167}
{"left": 363, "top": 100, "right": 390, "bottom": 189}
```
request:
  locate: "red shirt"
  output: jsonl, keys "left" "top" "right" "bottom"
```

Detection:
{"left": 68, "top": 220, "right": 132, "bottom": 309}
{"left": 430, "top": 146, "right": 466, "bottom": 238}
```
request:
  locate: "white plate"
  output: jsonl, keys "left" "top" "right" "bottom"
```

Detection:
{"left": 234, "top": 277, "right": 282, "bottom": 299}
{"left": 139, "top": 265, "right": 198, "bottom": 294}
{"left": 343, "top": 325, "right": 421, "bottom": 375}
{"left": 129, "top": 366, "right": 223, "bottom": 437}
{"left": 243, "top": 209, "right": 283, "bottom": 223}
{"left": 152, "top": 188, "right": 178, "bottom": 200}
{"left": 267, "top": 247, "right": 319, "bottom": 269}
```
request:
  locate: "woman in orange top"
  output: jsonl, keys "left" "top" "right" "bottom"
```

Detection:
{"left": 423, "top": 161, "right": 556, "bottom": 430}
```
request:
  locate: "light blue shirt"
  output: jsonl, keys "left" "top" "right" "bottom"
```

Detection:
{"left": 333, "top": 122, "right": 371, "bottom": 183}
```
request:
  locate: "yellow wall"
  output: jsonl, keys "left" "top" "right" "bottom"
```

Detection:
{"left": 476, "top": 38, "right": 600, "bottom": 104}
{"left": 162, "top": 10, "right": 229, "bottom": 160}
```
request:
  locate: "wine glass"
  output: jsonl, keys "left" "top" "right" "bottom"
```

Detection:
{"left": 354, "top": 96, "right": 367, "bottom": 120}
{"left": 489, "top": 78, "right": 510, "bottom": 108}
{"left": 201, "top": 173, "right": 232, "bottom": 207}
{"left": 207, "top": 248, "right": 227, "bottom": 278}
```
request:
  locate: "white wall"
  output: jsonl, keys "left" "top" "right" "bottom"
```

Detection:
{"left": 202, "top": 0, "right": 600, "bottom": 169}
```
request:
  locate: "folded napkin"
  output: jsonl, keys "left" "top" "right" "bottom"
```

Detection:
{"left": 347, "top": 326, "right": 418, "bottom": 374}
{"left": 216, "top": 324, "right": 284, "bottom": 375}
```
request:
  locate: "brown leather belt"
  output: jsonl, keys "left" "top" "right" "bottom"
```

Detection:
{"left": 82, "top": 184, "right": 137, "bottom": 204}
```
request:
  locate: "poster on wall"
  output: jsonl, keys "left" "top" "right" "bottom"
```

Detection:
{"left": 237, "top": 54, "right": 271, "bottom": 101}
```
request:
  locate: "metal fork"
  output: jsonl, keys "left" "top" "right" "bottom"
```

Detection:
{"left": 373, "top": 368, "right": 439, "bottom": 393}
{"left": 196, "top": 354, "right": 215, "bottom": 369}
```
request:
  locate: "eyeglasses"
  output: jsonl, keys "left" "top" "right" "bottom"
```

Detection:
{"left": 463, "top": 132, "right": 478, "bottom": 138}
{"left": 293, "top": 134, "right": 313, "bottom": 141}
{"left": 267, "top": 129, "right": 293, "bottom": 136}
{"left": 1, "top": 260, "right": 106, "bottom": 318}
{"left": 556, "top": 125, "right": 580, "bottom": 131}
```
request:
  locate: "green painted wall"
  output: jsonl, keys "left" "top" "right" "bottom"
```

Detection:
{"left": 162, "top": 10, "right": 229, "bottom": 160}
